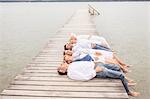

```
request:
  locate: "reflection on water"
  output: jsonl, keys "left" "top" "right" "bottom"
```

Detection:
{"left": 0, "top": 2, "right": 149, "bottom": 99}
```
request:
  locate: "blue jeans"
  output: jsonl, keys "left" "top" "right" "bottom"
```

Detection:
{"left": 93, "top": 44, "right": 112, "bottom": 52}
{"left": 95, "top": 64, "right": 130, "bottom": 93}
{"left": 73, "top": 54, "right": 94, "bottom": 62}
{"left": 98, "top": 63, "right": 121, "bottom": 71}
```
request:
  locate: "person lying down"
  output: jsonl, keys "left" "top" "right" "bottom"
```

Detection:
{"left": 57, "top": 34, "right": 140, "bottom": 97}
{"left": 57, "top": 61, "right": 140, "bottom": 97}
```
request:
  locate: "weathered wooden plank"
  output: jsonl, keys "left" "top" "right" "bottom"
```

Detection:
{"left": 26, "top": 66, "right": 57, "bottom": 70}
{"left": 23, "top": 70, "right": 57, "bottom": 73}
{"left": 59, "top": 30, "right": 97, "bottom": 34}
{"left": 60, "top": 28, "right": 96, "bottom": 31}
{"left": 11, "top": 81, "right": 123, "bottom": 87}
{"left": 37, "top": 53, "right": 63, "bottom": 55}
{"left": 36, "top": 53, "right": 63, "bottom": 55}
{"left": 38, "top": 50, "right": 63, "bottom": 52}
{"left": 24, "top": 69, "right": 57, "bottom": 72}
{"left": 26, "top": 68, "right": 56, "bottom": 70}
{"left": 31, "top": 60, "right": 62, "bottom": 63}
{"left": 39, "top": 51, "right": 63, "bottom": 53}
{"left": 0, "top": 96, "right": 127, "bottom": 99}
{"left": 34, "top": 55, "right": 62, "bottom": 57}
{"left": 20, "top": 72, "right": 62, "bottom": 77}
{"left": 33, "top": 58, "right": 63, "bottom": 60}
{"left": 15, "top": 75, "right": 120, "bottom": 83}
{"left": 8, "top": 85, "right": 125, "bottom": 92}
{"left": 64, "top": 23, "right": 94, "bottom": 26}
{"left": 36, "top": 55, "right": 63, "bottom": 57}
{"left": 34, "top": 56, "right": 63, "bottom": 58}
{"left": 28, "top": 63, "right": 61, "bottom": 66}
{"left": 15, "top": 75, "right": 121, "bottom": 83}
{"left": 33, "top": 58, "right": 62, "bottom": 61}
{"left": 39, "top": 49, "right": 64, "bottom": 52}
{"left": 37, "top": 51, "right": 62, "bottom": 54}
{"left": 30, "top": 61, "right": 63, "bottom": 65}
{"left": 35, "top": 56, "right": 62, "bottom": 58}
{"left": 46, "top": 42, "right": 66, "bottom": 44}
{"left": 1, "top": 90, "right": 128, "bottom": 98}
{"left": 42, "top": 47, "right": 63, "bottom": 50}
{"left": 27, "top": 64, "right": 59, "bottom": 67}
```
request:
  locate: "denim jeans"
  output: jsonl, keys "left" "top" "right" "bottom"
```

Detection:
{"left": 95, "top": 64, "right": 130, "bottom": 93}
{"left": 93, "top": 44, "right": 112, "bottom": 52}
{"left": 98, "top": 63, "right": 121, "bottom": 71}
{"left": 73, "top": 54, "right": 94, "bottom": 62}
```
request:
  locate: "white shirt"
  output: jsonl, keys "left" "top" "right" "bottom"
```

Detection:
{"left": 72, "top": 49, "right": 87, "bottom": 61}
{"left": 73, "top": 35, "right": 111, "bottom": 52}
{"left": 77, "top": 35, "right": 110, "bottom": 48}
{"left": 72, "top": 40, "right": 92, "bottom": 58}
{"left": 76, "top": 39, "right": 92, "bottom": 49}
{"left": 67, "top": 61, "right": 96, "bottom": 81}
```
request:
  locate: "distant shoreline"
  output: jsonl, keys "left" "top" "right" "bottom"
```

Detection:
{"left": 0, "top": 0, "right": 149, "bottom": 3}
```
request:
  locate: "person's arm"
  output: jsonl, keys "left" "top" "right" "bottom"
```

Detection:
{"left": 105, "top": 58, "right": 117, "bottom": 64}
{"left": 113, "top": 54, "right": 127, "bottom": 66}
{"left": 95, "top": 66, "right": 104, "bottom": 73}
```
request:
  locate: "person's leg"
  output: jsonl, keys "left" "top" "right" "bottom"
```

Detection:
{"left": 125, "top": 76, "right": 135, "bottom": 84}
{"left": 96, "top": 67, "right": 140, "bottom": 96}
{"left": 93, "top": 44, "right": 112, "bottom": 52}
{"left": 96, "top": 67, "right": 130, "bottom": 93}
{"left": 96, "top": 63, "right": 120, "bottom": 71}
{"left": 111, "top": 57, "right": 129, "bottom": 73}
{"left": 105, "top": 58, "right": 129, "bottom": 73}
{"left": 102, "top": 64, "right": 121, "bottom": 71}
{"left": 113, "top": 54, "right": 130, "bottom": 67}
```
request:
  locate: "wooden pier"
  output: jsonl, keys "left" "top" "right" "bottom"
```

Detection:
{"left": 0, "top": 6, "right": 129, "bottom": 99}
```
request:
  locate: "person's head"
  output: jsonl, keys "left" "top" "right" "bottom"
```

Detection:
{"left": 57, "top": 62, "right": 69, "bottom": 75}
{"left": 64, "top": 43, "right": 73, "bottom": 50}
{"left": 63, "top": 50, "right": 73, "bottom": 56}
{"left": 64, "top": 55, "right": 73, "bottom": 64}
{"left": 69, "top": 35, "right": 77, "bottom": 44}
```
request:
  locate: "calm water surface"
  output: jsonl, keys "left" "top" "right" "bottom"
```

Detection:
{"left": 0, "top": 2, "right": 149, "bottom": 99}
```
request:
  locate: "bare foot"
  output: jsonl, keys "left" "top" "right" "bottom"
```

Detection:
{"left": 128, "top": 82, "right": 137, "bottom": 86}
{"left": 128, "top": 91, "right": 140, "bottom": 97}
{"left": 122, "top": 68, "right": 132, "bottom": 73}
{"left": 122, "top": 68, "right": 129, "bottom": 73}
{"left": 122, "top": 64, "right": 132, "bottom": 68}
{"left": 126, "top": 65, "right": 132, "bottom": 68}
{"left": 126, "top": 78, "right": 135, "bottom": 83}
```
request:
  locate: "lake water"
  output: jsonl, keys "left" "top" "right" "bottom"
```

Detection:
{"left": 0, "top": 2, "right": 149, "bottom": 99}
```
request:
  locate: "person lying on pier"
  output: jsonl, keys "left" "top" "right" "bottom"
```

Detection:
{"left": 64, "top": 34, "right": 111, "bottom": 51}
{"left": 64, "top": 41, "right": 112, "bottom": 52}
{"left": 63, "top": 49, "right": 129, "bottom": 73}
{"left": 69, "top": 34, "right": 110, "bottom": 48}
{"left": 57, "top": 61, "right": 140, "bottom": 97}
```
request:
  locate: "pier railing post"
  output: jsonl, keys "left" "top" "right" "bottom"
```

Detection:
{"left": 88, "top": 4, "right": 100, "bottom": 16}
